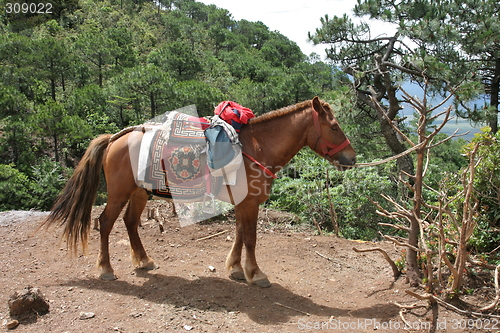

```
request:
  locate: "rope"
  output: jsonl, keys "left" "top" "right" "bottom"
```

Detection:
{"left": 337, "top": 142, "right": 425, "bottom": 169}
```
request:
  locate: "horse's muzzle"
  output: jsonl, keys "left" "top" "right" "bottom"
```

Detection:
{"left": 331, "top": 156, "right": 356, "bottom": 171}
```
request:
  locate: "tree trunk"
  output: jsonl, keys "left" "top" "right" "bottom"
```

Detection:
{"left": 61, "top": 73, "right": 66, "bottom": 92}
{"left": 489, "top": 57, "right": 500, "bottom": 134}
{"left": 53, "top": 132, "right": 59, "bottom": 163}
{"left": 98, "top": 54, "right": 103, "bottom": 88}
{"left": 379, "top": 117, "right": 415, "bottom": 180}
{"left": 406, "top": 147, "right": 425, "bottom": 286}
{"left": 50, "top": 59, "right": 56, "bottom": 101}
{"left": 51, "top": 78, "right": 56, "bottom": 101}
{"left": 150, "top": 92, "right": 156, "bottom": 119}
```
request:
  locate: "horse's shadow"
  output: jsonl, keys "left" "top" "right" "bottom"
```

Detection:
{"left": 63, "top": 270, "right": 399, "bottom": 325}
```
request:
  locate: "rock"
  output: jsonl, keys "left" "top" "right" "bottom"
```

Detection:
{"left": 79, "top": 312, "right": 95, "bottom": 320}
{"left": 6, "top": 319, "right": 19, "bottom": 329}
{"left": 208, "top": 265, "right": 216, "bottom": 272}
{"left": 8, "top": 286, "right": 49, "bottom": 317}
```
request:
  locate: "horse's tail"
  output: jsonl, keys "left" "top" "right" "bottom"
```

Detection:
{"left": 40, "top": 134, "right": 112, "bottom": 254}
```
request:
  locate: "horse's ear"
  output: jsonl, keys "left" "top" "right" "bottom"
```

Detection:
{"left": 312, "top": 96, "right": 324, "bottom": 115}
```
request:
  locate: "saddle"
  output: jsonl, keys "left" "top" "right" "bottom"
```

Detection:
{"left": 134, "top": 111, "right": 223, "bottom": 202}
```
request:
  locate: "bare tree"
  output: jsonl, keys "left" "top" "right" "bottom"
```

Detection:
{"left": 370, "top": 80, "right": 465, "bottom": 287}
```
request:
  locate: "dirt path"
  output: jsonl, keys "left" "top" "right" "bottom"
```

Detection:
{"left": 0, "top": 202, "right": 494, "bottom": 332}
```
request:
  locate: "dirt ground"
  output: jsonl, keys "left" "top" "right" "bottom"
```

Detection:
{"left": 1, "top": 201, "right": 498, "bottom": 333}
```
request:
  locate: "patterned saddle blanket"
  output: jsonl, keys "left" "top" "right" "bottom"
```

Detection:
{"left": 133, "top": 112, "right": 222, "bottom": 201}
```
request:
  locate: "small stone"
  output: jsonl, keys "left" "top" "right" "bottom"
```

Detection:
{"left": 6, "top": 319, "right": 19, "bottom": 329}
{"left": 79, "top": 312, "right": 95, "bottom": 320}
{"left": 208, "top": 265, "right": 216, "bottom": 272}
{"left": 129, "top": 312, "right": 142, "bottom": 318}
{"left": 183, "top": 325, "right": 193, "bottom": 331}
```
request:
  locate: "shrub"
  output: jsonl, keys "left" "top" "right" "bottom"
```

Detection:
{"left": 268, "top": 150, "right": 397, "bottom": 240}
{"left": 0, "top": 159, "right": 67, "bottom": 211}
{"left": 0, "top": 164, "right": 34, "bottom": 211}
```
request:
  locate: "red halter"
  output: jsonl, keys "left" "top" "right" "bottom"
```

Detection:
{"left": 312, "top": 109, "right": 351, "bottom": 157}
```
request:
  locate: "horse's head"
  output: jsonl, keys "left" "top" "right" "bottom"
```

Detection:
{"left": 308, "top": 97, "right": 356, "bottom": 170}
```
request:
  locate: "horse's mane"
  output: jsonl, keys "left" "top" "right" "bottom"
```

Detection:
{"left": 248, "top": 99, "right": 332, "bottom": 125}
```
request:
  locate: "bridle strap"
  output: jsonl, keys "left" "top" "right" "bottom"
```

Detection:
{"left": 242, "top": 152, "right": 278, "bottom": 179}
{"left": 240, "top": 109, "right": 349, "bottom": 179}
{"left": 312, "top": 109, "right": 350, "bottom": 157}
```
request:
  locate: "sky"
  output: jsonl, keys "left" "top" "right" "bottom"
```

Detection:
{"left": 198, "top": 0, "right": 482, "bottom": 137}
{"left": 199, "top": 0, "right": 396, "bottom": 58}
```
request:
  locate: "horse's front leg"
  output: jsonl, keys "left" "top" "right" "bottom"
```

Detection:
{"left": 226, "top": 217, "right": 245, "bottom": 280}
{"left": 230, "top": 202, "right": 271, "bottom": 287}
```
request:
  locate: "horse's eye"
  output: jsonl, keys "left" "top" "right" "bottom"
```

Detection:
{"left": 331, "top": 125, "right": 339, "bottom": 131}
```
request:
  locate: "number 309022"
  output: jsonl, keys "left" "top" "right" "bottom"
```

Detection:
{"left": 5, "top": 2, "right": 53, "bottom": 14}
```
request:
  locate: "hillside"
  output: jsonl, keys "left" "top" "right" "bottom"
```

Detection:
{"left": 0, "top": 0, "right": 340, "bottom": 211}
{"left": 0, "top": 202, "right": 494, "bottom": 332}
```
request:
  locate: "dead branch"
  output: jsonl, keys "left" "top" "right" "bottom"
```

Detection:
{"left": 399, "top": 309, "right": 412, "bottom": 328}
{"left": 427, "top": 129, "right": 469, "bottom": 149}
{"left": 369, "top": 93, "right": 415, "bottom": 147}
{"left": 325, "top": 169, "right": 339, "bottom": 236}
{"left": 405, "top": 290, "right": 436, "bottom": 303}
{"left": 479, "top": 265, "right": 500, "bottom": 312}
{"left": 378, "top": 222, "right": 411, "bottom": 232}
{"left": 406, "top": 290, "right": 500, "bottom": 319}
{"left": 416, "top": 208, "right": 434, "bottom": 291}
{"left": 393, "top": 301, "right": 428, "bottom": 311}
{"left": 311, "top": 216, "right": 323, "bottom": 236}
{"left": 383, "top": 235, "right": 422, "bottom": 252}
{"left": 428, "top": 108, "right": 452, "bottom": 123}
{"left": 489, "top": 244, "right": 500, "bottom": 254}
{"left": 353, "top": 246, "right": 401, "bottom": 278}
{"left": 422, "top": 143, "right": 431, "bottom": 178}
{"left": 428, "top": 106, "right": 453, "bottom": 140}
{"left": 274, "top": 302, "right": 311, "bottom": 316}
{"left": 315, "top": 251, "right": 351, "bottom": 267}
{"left": 467, "top": 256, "right": 497, "bottom": 270}
{"left": 196, "top": 230, "right": 229, "bottom": 241}
{"left": 354, "top": 142, "right": 425, "bottom": 168}
{"left": 400, "top": 170, "right": 416, "bottom": 180}
{"left": 449, "top": 145, "right": 480, "bottom": 292}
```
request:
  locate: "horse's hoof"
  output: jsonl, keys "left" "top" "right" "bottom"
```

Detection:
{"left": 253, "top": 278, "right": 271, "bottom": 288}
{"left": 141, "top": 261, "right": 158, "bottom": 271}
{"left": 229, "top": 270, "right": 246, "bottom": 281}
{"left": 100, "top": 272, "right": 117, "bottom": 281}
{"left": 229, "top": 272, "right": 245, "bottom": 280}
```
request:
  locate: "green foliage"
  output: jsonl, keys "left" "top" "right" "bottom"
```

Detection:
{"left": 29, "top": 159, "right": 67, "bottom": 210}
{"left": 463, "top": 128, "right": 500, "bottom": 252}
{"left": 268, "top": 150, "right": 397, "bottom": 240}
{"left": 1, "top": 0, "right": 340, "bottom": 211}
{"left": 331, "top": 163, "right": 396, "bottom": 239}
{"left": 352, "top": 0, "right": 499, "bottom": 130}
{"left": 0, "top": 164, "right": 34, "bottom": 211}
{"left": 0, "top": 160, "right": 67, "bottom": 211}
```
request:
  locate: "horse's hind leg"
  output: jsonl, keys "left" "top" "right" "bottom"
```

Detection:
{"left": 97, "top": 197, "right": 128, "bottom": 280}
{"left": 124, "top": 189, "right": 157, "bottom": 270}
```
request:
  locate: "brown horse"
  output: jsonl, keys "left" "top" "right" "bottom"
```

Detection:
{"left": 41, "top": 97, "right": 356, "bottom": 287}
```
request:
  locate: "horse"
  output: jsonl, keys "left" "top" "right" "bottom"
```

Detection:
{"left": 40, "top": 97, "right": 356, "bottom": 288}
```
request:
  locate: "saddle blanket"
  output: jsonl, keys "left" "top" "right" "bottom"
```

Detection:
{"left": 133, "top": 112, "right": 222, "bottom": 201}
